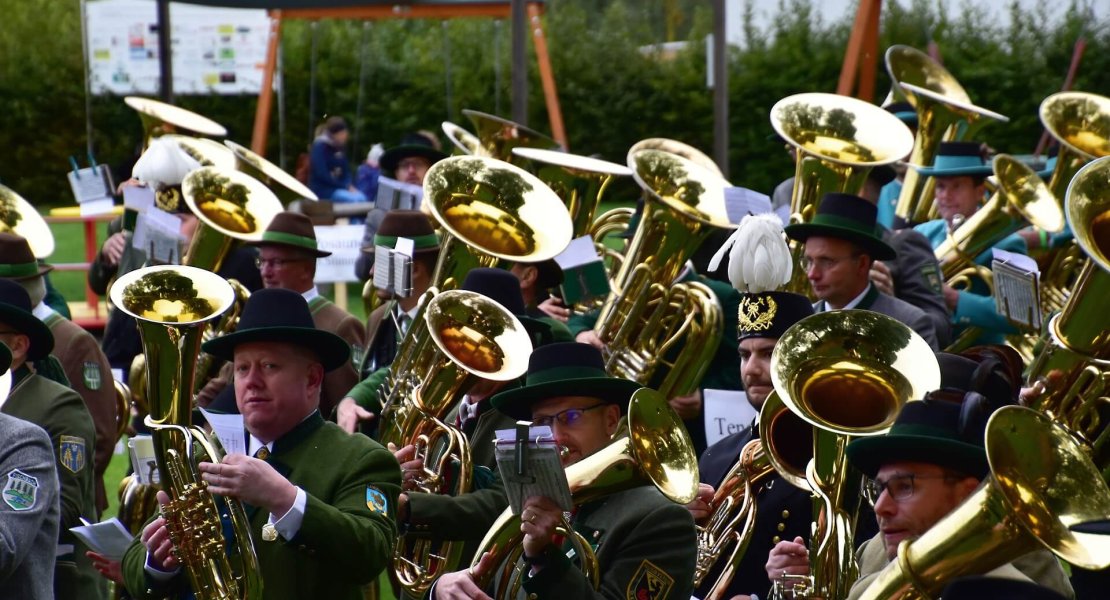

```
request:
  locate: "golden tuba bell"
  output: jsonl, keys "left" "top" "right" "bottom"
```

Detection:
{"left": 885, "top": 45, "right": 1009, "bottom": 224}
{"left": 442, "top": 121, "right": 483, "bottom": 156}
{"left": 470, "top": 387, "right": 699, "bottom": 600}
{"left": 769, "top": 310, "right": 940, "bottom": 600}
{"left": 1023, "top": 156, "right": 1110, "bottom": 472}
{"left": 125, "top": 96, "right": 228, "bottom": 148}
{"left": 1039, "top": 91, "right": 1110, "bottom": 202}
{"left": 109, "top": 265, "right": 262, "bottom": 600}
{"left": 181, "top": 166, "right": 283, "bottom": 272}
{"left": 0, "top": 183, "right": 55, "bottom": 258}
{"left": 462, "top": 109, "right": 564, "bottom": 164}
{"left": 224, "top": 140, "right": 319, "bottom": 206}
{"left": 511, "top": 147, "right": 633, "bottom": 238}
{"left": 856, "top": 406, "right": 1110, "bottom": 600}
{"left": 628, "top": 138, "right": 724, "bottom": 177}
{"left": 770, "top": 92, "right": 915, "bottom": 294}
{"left": 592, "top": 149, "right": 733, "bottom": 397}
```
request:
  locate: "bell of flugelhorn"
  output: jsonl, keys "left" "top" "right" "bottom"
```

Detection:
{"left": 0, "top": 183, "right": 55, "bottom": 258}
{"left": 422, "top": 155, "right": 573, "bottom": 290}
{"left": 181, "top": 166, "right": 283, "bottom": 272}
{"left": 856, "top": 406, "right": 1110, "bottom": 600}
{"left": 125, "top": 96, "right": 227, "bottom": 148}
{"left": 935, "top": 154, "right": 1065, "bottom": 285}
{"left": 442, "top": 121, "right": 482, "bottom": 156}
{"left": 224, "top": 140, "right": 319, "bottom": 206}
{"left": 512, "top": 147, "right": 632, "bottom": 238}
{"left": 769, "top": 310, "right": 940, "bottom": 600}
{"left": 885, "top": 45, "right": 1008, "bottom": 224}
{"left": 462, "top": 109, "right": 563, "bottom": 164}
{"left": 1024, "top": 156, "right": 1110, "bottom": 471}
{"left": 1039, "top": 91, "right": 1110, "bottom": 202}
{"left": 470, "top": 387, "right": 699, "bottom": 600}
{"left": 770, "top": 92, "right": 914, "bottom": 294}
{"left": 109, "top": 265, "right": 262, "bottom": 600}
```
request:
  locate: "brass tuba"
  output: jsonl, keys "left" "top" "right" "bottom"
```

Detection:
{"left": 855, "top": 406, "right": 1110, "bottom": 600}
{"left": 0, "top": 183, "right": 55, "bottom": 258}
{"left": 125, "top": 96, "right": 228, "bottom": 148}
{"left": 109, "top": 265, "right": 262, "bottom": 600}
{"left": 511, "top": 147, "right": 633, "bottom": 238}
{"left": 442, "top": 121, "right": 483, "bottom": 156}
{"left": 1038, "top": 91, "right": 1110, "bottom": 202}
{"left": 885, "top": 45, "right": 1009, "bottom": 224}
{"left": 181, "top": 166, "right": 283, "bottom": 272}
{"left": 628, "top": 138, "right": 723, "bottom": 177}
{"left": 769, "top": 93, "right": 914, "bottom": 294}
{"left": 224, "top": 140, "right": 319, "bottom": 206}
{"left": 470, "top": 388, "right": 699, "bottom": 599}
{"left": 592, "top": 149, "right": 733, "bottom": 398}
{"left": 769, "top": 310, "right": 940, "bottom": 600}
{"left": 1023, "top": 156, "right": 1110, "bottom": 472}
{"left": 462, "top": 109, "right": 564, "bottom": 164}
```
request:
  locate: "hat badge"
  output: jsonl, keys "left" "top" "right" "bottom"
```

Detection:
{"left": 739, "top": 294, "right": 777, "bottom": 331}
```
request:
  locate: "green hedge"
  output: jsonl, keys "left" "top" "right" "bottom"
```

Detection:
{"left": 1, "top": 0, "right": 1106, "bottom": 210}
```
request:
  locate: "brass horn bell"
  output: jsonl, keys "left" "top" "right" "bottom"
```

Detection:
{"left": 125, "top": 96, "right": 228, "bottom": 148}
{"left": 0, "top": 184, "right": 54, "bottom": 258}
{"left": 1039, "top": 91, "right": 1110, "bottom": 202}
{"left": 181, "top": 166, "right": 283, "bottom": 272}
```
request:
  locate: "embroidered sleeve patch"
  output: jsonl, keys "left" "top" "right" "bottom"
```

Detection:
{"left": 626, "top": 559, "right": 674, "bottom": 600}
{"left": 59, "top": 435, "right": 87, "bottom": 474}
{"left": 366, "top": 486, "right": 388, "bottom": 516}
{"left": 83, "top": 361, "right": 103, "bottom": 390}
{"left": 921, "top": 265, "right": 943, "bottom": 294}
{"left": 3, "top": 469, "right": 40, "bottom": 511}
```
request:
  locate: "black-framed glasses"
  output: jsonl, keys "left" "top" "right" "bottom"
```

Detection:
{"left": 532, "top": 403, "right": 608, "bottom": 428}
{"left": 861, "top": 473, "right": 957, "bottom": 506}
{"left": 255, "top": 257, "right": 309, "bottom": 269}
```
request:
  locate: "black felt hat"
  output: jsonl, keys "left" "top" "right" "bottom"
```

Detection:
{"left": 0, "top": 278, "right": 53, "bottom": 361}
{"left": 491, "top": 342, "right": 641, "bottom": 421}
{"left": 202, "top": 288, "right": 350, "bottom": 371}
{"left": 249, "top": 211, "right": 332, "bottom": 257}
{"left": 846, "top": 399, "right": 988, "bottom": 479}
{"left": 380, "top": 133, "right": 449, "bottom": 175}
{"left": 737, "top": 291, "right": 814, "bottom": 341}
{"left": 784, "top": 192, "right": 897, "bottom": 260}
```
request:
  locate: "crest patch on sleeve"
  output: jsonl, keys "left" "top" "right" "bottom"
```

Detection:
{"left": 626, "top": 559, "right": 674, "bottom": 600}
{"left": 83, "top": 361, "right": 103, "bottom": 390}
{"left": 366, "top": 485, "right": 388, "bottom": 516}
{"left": 3, "top": 469, "right": 40, "bottom": 511}
{"left": 59, "top": 435, "right": 86, "bottom": 474}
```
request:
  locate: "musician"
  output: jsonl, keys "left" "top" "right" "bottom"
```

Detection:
{"left": 874, "top": 101, "right": 918, "bottom": 230}
{"left": 0, "top": 233, "right": 117, "bottom": 516}
{"left": 431, "top": 342, "right": 698, "bottom": 600}
{"left": 353, "top": 133, "right": 448, "bottom": 281}
{"left": 691, "top": 290, "right": 816, "bottom": 600}
{"left": 218, "top": 211, "right": 363, "bottom": 418}
{"left": 121, "top": 288, "right": 401, "bottom": 600}
{"left": 509, "top": 258, "right": 575, "bottom": 328}
{"left": 765, "top": 352, "right": 1073, "bottom": 599}
{"left": 911, "top": 141, "right": 1026, "bottom": 345}
{"left": 0, "top": 342, "right": 61, "bottom": 600}
{"left": 0, "top": 280, "right": 102, "bottom": 599}
{"left": 89, "top": 139, "right": 263, "bottom": 372}
{"left": 784, "top": 192, "right": 939, "bottom": 349}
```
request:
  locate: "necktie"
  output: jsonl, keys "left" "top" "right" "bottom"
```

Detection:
{"left": 254, "top": 446, "right": 270, "bottom": 461}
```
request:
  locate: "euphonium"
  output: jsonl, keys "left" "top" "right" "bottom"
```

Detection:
{"left": 769, "top": 310, "right": 940, "bottom": 600}
{"left": 462, "top": 109, "right": 563, "bottom": 164}
{"left": 885, "top": 45, "right": 1008, "bottom": 224}
{"left": 164, "top": 134, "right": 239, "bottom": 170}
{"left": 593, "top": 149, "right": 733, "bottom": 397}
{"left": 0, "top": 183, "right": 55, "bottom": 258}
{"left": 470, "top": 388, "right": 699, "bottom": 600}
{"left": 856, "top": 406, "right": 1110, "bottom": 600}
{"left": 224, "top": 140, "right": 319, "bottom": 205}
{"left": 442, "top": 121, "right": 482, "bottom": 156}
{"left": 628, "top": 138, "right": 724, "bottom": 177}
{"left": 1023, "top": 156, "right": 1110, "bottom": 473}
{"left": 109, "top": 265, "right": 262, "bottom": 600}
{"left": 376, "top": 289, "right": 534, "bottom": 598}
{"left": 769, "top": 93, "right": 914, "bottom": 294}
{"left": 181, "top": 166, "right": 283, "bottom": 272}
{"left": 937, "top": 154, "right": 1065, "bottom": 287}
{"left": 1039, "top": 91, "right": 1110, "bottom": 202}
{"left": 695, "top": 392, "right": 813, "bottom": 600}
{"left": 511, "top": 147, "right": 633, "bottom": 238}
{"left": 125, "top": 96, "right": 227, "bottom": 148}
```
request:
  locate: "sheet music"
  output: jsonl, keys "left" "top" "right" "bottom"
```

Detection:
{"left": 992, "top": 248, "right": 1042, "bottom": 330}
{"left": 70, "top": 518, "right": 135, "bottom": 560}
{"left": 494, "top": 425, "right": 572, "bottom": 514}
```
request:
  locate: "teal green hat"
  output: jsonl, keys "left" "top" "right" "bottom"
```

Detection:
{"left": 847, "top": 399, "right": 988, "bottom": 479}
{"left": 911, "top": 142, "right": 993, "bottom": 177}
{"left": 783, "top": 193, "right": 896, "bottom": 260}
{"left": 491, "top": 342, "right": 641, "bottom": 421}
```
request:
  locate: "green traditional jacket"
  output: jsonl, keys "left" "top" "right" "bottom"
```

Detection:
{"left": 2, "top": 366, "right": 103, "bottom": 600}
{"left": 121, "top": 412, "right": 402, "bottom": 600}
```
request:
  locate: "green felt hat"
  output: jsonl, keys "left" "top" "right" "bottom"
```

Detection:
{"left": 910, "top": 142, "right": 993, "bottom": 177}
{"left": 364, "top": 209, "right": 441, "bottom": 255}
{"left": 491, "top": 342, "right": 641, "bottom": 421}
{"left": 783, "top": 193, "right": 896, "bottom": 260}
{"left": 248, "top": 211, "right": 331, "bottom": 257}
{"left": 847, "top": 399, "right": 988, "bottom": 479}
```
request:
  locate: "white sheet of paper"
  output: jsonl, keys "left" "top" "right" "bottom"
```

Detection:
{"left": 394, "top": 236, "right": 415, "bottom": 258}
{"left": 724, "top": 187, "right": 773, "bottom": 223}
{"left": 127, "top": 436, "right": 159, "bottom": 486}
{"left": 554, "top": 235, "right": 601, "bottom": 270}
{"left": 199, "top": 408, "right": 247, "bottom": 456}
{"left": 70, "top": 517, "right": 135, "bottom": 560}
{"left": 703, "top": 389, "right": 756, "bottom": 446}
{"left": 992, "top": 248, "right": 1039, "bottom": 273}
{"left": 80, "top": 198, "right": 116, "bottom": 217}
{"left": 122, "top": 185, "right": 155, "bottom": 211}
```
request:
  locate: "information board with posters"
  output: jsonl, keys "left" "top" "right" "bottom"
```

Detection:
{"left": 86, "top": 0, "right": 270, "bottom": 95}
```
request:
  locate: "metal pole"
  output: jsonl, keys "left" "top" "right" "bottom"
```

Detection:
{"left": 157, "top": 0, "right": 173, "bottom": 102}
{"left": 494, "top": 19, "right": 503, "bottom": 116}
{"left": 443, "top": 21, "right": 454, "bottom": 119}
{"left": 308, "top": 21, "right": 319, "bottom": 140}
{"left": 712, "top": 0, "right": 728, "bottom": 178}
{"left": 79, "top": 0, "right": 94, "bottom": 158}
{"left": 355, "top": 21, "right": 371, "bottom": 156}
{"left": 510, "top": 0, "right": 527, "bottom": 123}
{"left": 277, "top": 39, "right": 287, "bottom": 169}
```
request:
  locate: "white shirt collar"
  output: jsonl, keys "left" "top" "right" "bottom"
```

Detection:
{"left": 301, "top": 287, "right": 320, "bottom": 302}
{"left": 822, "top": 283, "right": 872, "bottom": 312}
{"left": 32, "top": 302, "right": 54, "bottom": 321}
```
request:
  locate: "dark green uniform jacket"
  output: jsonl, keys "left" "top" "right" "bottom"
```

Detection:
{"left": 121, "top": 412, "right": 402, "bottom": 600}
{"left": 2, "top": 366, "right": 103, "bottom": 600}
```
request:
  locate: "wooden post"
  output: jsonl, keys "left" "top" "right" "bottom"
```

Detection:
{"left": 712, "top": 0, "right": 728, "bottom": 178}
{"left": 511, "top": 0, "right": 527, "bottom": 124}
{"left": 527, "top": 3, "right": 567, "bottom": 149}
{"left": 836, "top": 0, "right": 882, "bottom": 99}
{"left": 251, "top": 11, "right": 283, "bottom": 154}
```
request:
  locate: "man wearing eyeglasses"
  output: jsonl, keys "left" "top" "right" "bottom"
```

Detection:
{"left": 198, "top": 212, "right": 364, "bottom": 418}
{"left": 765, "top": 352, "right": 1072, "bottom": 599}
{"left": 784, "top": 193, "right": 939, "bottom": 350}
{"left": 430, "top": 342, "right": 698, "bottom": 600}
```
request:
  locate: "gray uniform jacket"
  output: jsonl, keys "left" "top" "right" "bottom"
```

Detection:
{"left": 0, "top": 413, "right": 60, "bottom": 600}
{"left": 881, "top": 227, "right": 951, "bottom": 348}
{"left": 815, "top": 285, "right": 939, "bottom": 350}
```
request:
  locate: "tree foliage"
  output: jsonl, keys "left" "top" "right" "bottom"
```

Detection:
{"left": 0, "top": 0, "right": 1107, "bottom": 209}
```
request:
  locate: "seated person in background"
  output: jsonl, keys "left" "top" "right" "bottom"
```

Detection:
{"left": 355, "top": 142, "right": 384, "bottom": 202}
{"left": 308, "top": 116, "right": 367, "bottom": 205}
